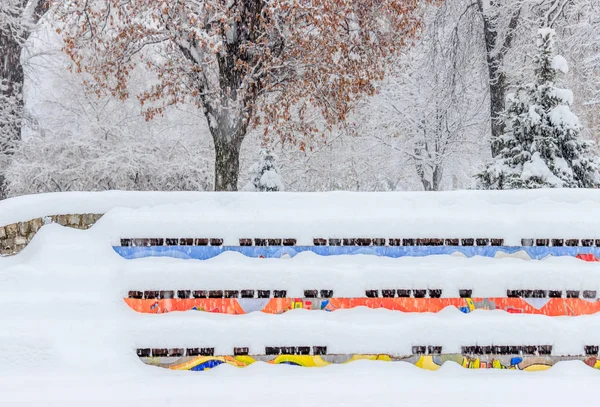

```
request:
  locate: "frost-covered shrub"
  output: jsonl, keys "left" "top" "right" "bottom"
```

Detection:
{"left": 5, "top": 132, "right": 213, "bottom": 195}
{"left": 243, "top": 149, "right": 284, "bottom": 192}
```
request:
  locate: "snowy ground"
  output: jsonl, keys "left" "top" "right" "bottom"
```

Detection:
{"left": 3, "top": 196, "right": 600, "bottom": 405}
{"left": 3, "top": 362, "right": 600, "bottom": 407}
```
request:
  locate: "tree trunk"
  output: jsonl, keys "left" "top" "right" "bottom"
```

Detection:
{"left": 0, "top": 23, "right": 25, "bottom": 200}
{"left": 432, "top": 165, "right": 443, "bottom": 191}
{"left": 490, "top": 69, "right": 506, "bottom": 157}
{"left": 417, "top": 164, "right": 443, "bottom": 191}
{"left": 480, "top": 20, "right": 506, "bottom": 157}
{"left": 213, "top": 135, "right": 243, "bottom": 191}
{"left": 477, "top": 0, "right": 521, "bottom": 157}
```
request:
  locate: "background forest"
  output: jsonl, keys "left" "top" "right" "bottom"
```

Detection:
{"left": 1, "top": 0, "right": 599, "bottom": 195}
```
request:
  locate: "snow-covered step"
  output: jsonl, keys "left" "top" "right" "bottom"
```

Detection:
{"left": 130, "top": 308, "right": 600, "bottom": 371}
{"left": 92, "top": 190, "right": 600, "bottom": 246}
{"left": 76, "top": 190, "right": 600, "bottom": 260}
{"left": 120, "top": 253, "right": 600, "bottom": 315}
{"left": 126, "top": 308, "right": 600, "bottom": 356}
{"left": 120, "top": 252, "right": 600, "bottom": 292}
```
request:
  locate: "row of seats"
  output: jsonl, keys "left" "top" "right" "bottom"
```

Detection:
{"left": 137, "top": 346, "right": 329, "bottom": 358}
{"left": 127, "top": 289, "right": 599, "bottom": 300}
{"left": 506, "top": 290, "right": 597, "bottom": 299}
{"left": 369, "top": 289, "right": 598, "bottom": 299}
{"left": 460, "top": 345, "right": 552, "bottom": 355}
{"left": 129, "top": 289, "right": 294, "bottom": 299}
{"left": 120, "top": 237, "right": 600, "bottom": 247}
{"left": 137, "top": 344, "right": 600, "bottom": 357}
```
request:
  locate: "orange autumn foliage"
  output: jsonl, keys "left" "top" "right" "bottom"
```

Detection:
{"left": 55, "top": 0, "right": 428, "bottom": 189}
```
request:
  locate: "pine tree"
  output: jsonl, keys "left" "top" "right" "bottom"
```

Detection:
{"left": 477, "top": 28, "right": 600, "bottom": 189}
{"left": 243, "top": 149, "right": 284, "bottom": 192}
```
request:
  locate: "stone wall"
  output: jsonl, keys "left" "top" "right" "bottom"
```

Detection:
{"left": 0, "top": 213, "right": 103, "bottom": 256}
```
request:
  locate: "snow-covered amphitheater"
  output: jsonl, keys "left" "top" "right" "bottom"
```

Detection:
{"left": 2, "top": 190, "right": 600, "bottom": 406}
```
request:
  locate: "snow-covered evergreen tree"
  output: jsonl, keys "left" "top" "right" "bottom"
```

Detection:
{"left": 243, "top": 149, "right": 284, "bottom": 192}
{"left": 477, "top": 28, "right": 600, "bottom": 189}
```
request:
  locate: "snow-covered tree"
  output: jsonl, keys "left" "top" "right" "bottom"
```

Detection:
{"left": 451, "top": 0, "right": 584, "bottom": 157}
{"left": 477, "top": 28, "right": 600, "bottom": 189}
{"left": 243, "top": 149, "right": 283, "bottom": 192}
{"left": 3, "top": 24, "right": 214, "bottom": 196}
{"left": 0, "top": 0, "right": 48, "bottom": 198}
{"left": 6, "top": 0, "right": 599, "bottom": 196}
{"left": 56, "top": 0, "right": 428, "bottom": 191}
{"left": 553, "top": 1, "right": 600, "bottom": 142}
{"left": 358, "top": 2, "right": 489, "bottom": 191}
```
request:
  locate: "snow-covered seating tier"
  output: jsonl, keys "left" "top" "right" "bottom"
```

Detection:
{"left": 133, "top": 308, "right": 600, "bottom": 372}
{"left": 5, "top": 190, "right": 600, "bottom": 259}
{"left": 122, "top": 253, "right": 600, "bottom": 315}
{"left": 92, "top": 190, "right": 600, "bottom": 260}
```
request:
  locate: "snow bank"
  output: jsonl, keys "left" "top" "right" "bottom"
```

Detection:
{"left": 2, "top": 362, "right": 600, "bottom": 407}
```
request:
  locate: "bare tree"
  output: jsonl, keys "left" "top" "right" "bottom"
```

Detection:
{"left": 360, "top": 2, "right": 488, "bottom": 191}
